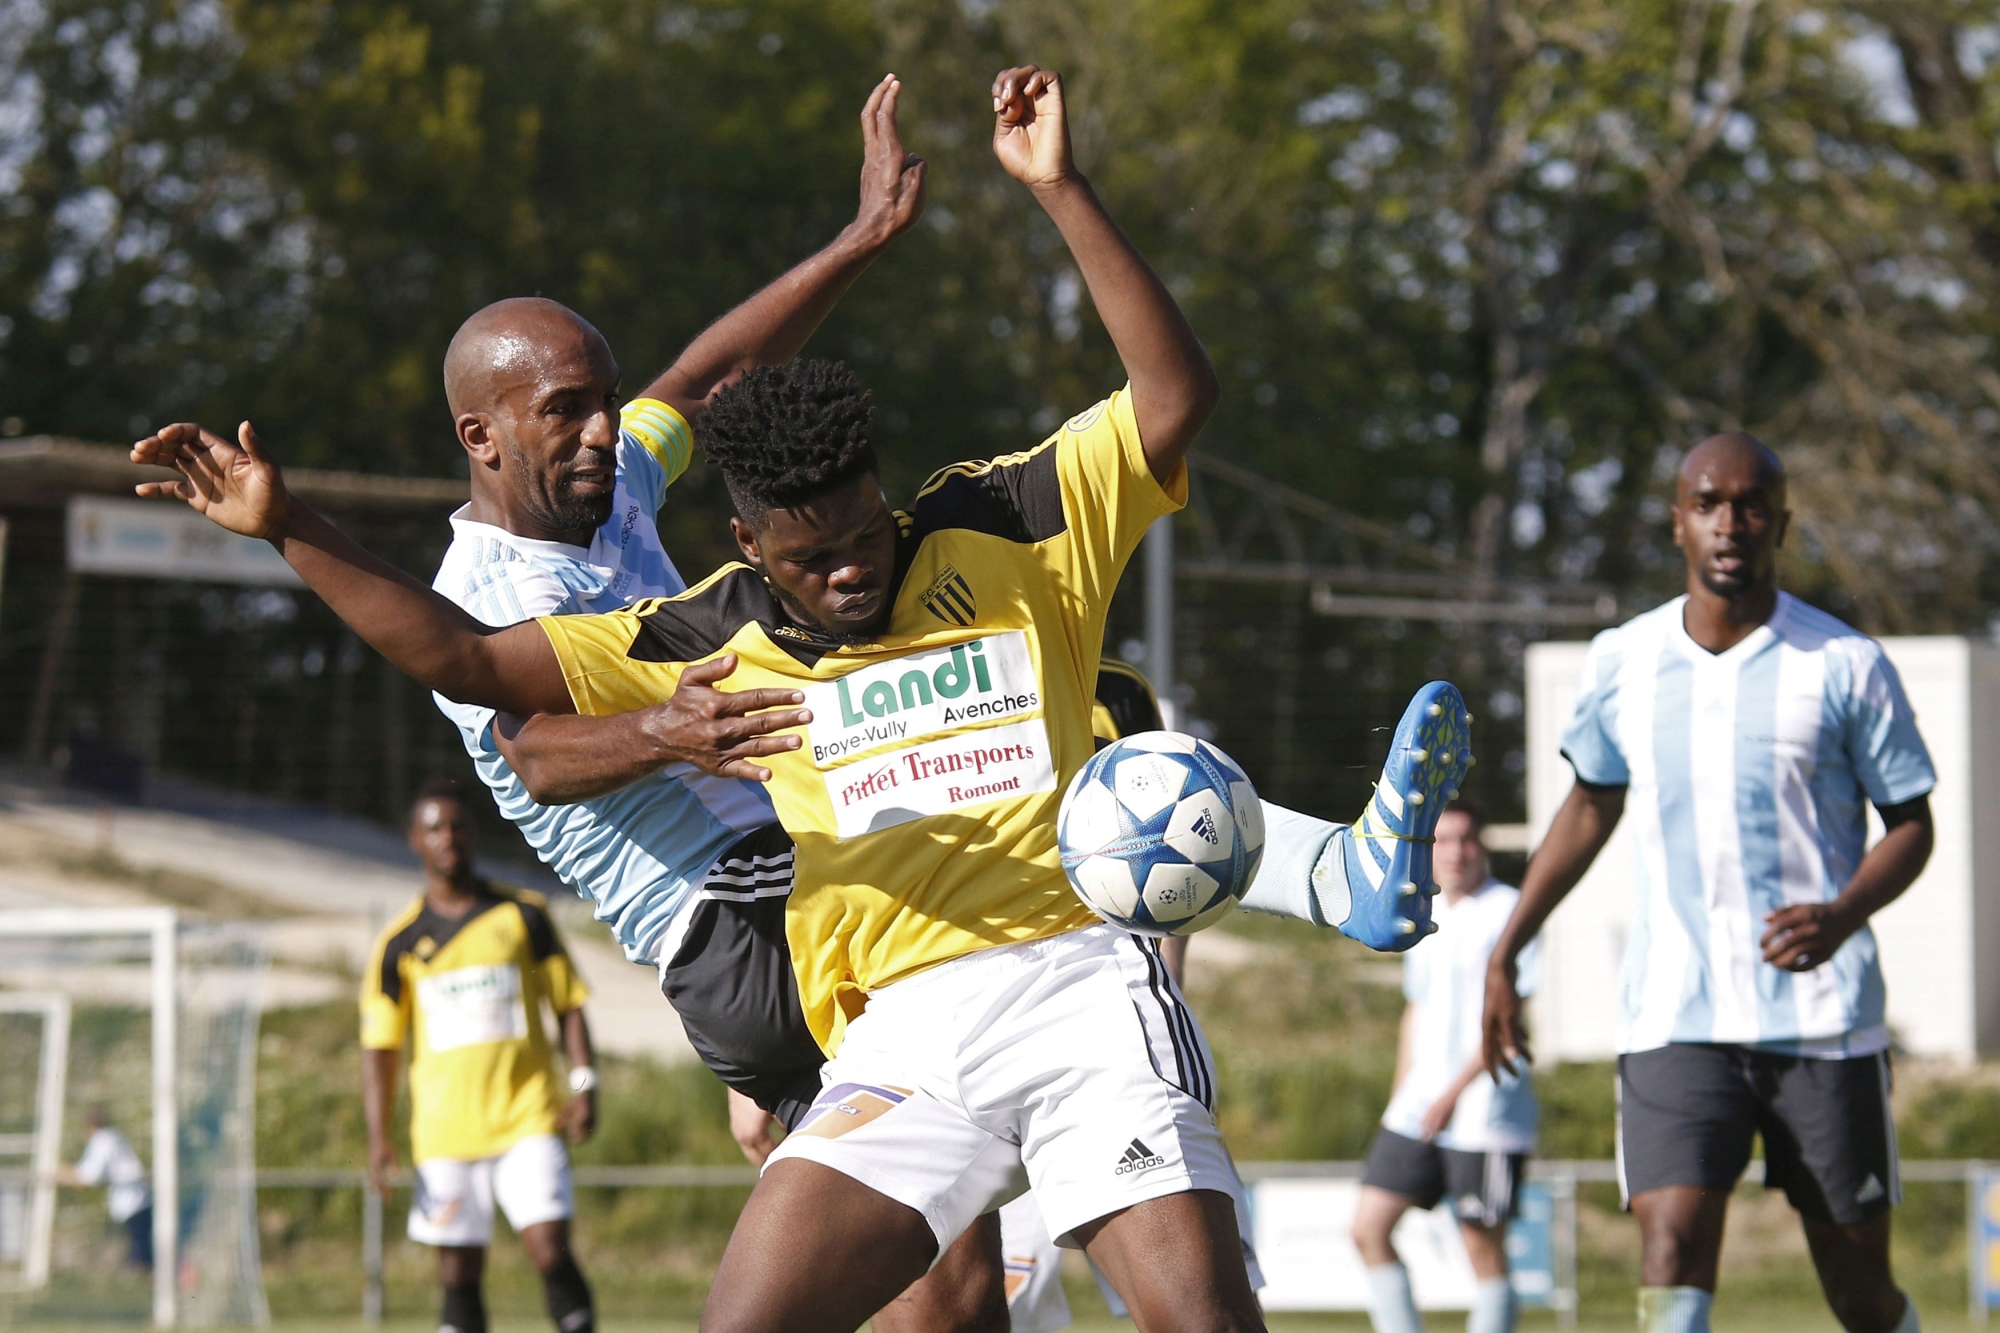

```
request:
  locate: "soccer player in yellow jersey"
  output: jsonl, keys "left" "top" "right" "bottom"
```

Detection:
{"left": 132, "top": 65, "right": 1471, "bottom": 1333}
{"left": 364, "top": 778, "right": 598, "bottom": 1333}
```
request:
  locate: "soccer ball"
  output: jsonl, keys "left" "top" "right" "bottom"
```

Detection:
{"left": 1057, "top": 732, "right": 1266, "bottom": 937}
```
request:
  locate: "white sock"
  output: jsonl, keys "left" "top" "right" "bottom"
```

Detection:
{"left": 1365, "top": 1261, "right": 1424, "bottom": 1333}
{"left": 1637, "top": 1286, "right": 1711, "bottom": 1333}
{"left": 1892, "top": 1292, "right": 1920, "bottom": 1333}
{"left": 1467, "top": 1276, "right": 1515, "bottom": 1333}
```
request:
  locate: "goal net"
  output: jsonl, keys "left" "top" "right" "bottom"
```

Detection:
{"left": 0, "top": 909, "right": 269, "bottom": 1327}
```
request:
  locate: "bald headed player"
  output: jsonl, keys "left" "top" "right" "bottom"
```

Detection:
{"left": 1482, "top": 434, "right": 1936, "bottom": 1333}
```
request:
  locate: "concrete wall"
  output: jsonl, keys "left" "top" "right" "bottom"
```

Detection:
{"left": 1524, "top": 635, "right": 2000, "bottom": 1062}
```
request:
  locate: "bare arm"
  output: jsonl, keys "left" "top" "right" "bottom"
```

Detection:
{"left": 1760, "top": 796, "right": 1933, "bottom": 970}
{"left": 132, "top": 423, "right": 811, "bottom": 778}
{"left": 134, "top": 421, "right": 573, "bottom": 714}
{"left": 642, "top": 76, "right": 926, "bottom": 419}
{"left": 362, "top": 1048, "right": 400, "bottom": 1198}
{"left": 559, "top": 1007, "right": 596, "bottom": 1143}
{"left": 990, "top": 66, "right": 1219, "bottom": 481}
{"left": 1482, "top": 780, "right": 1626, "bottom": 1077}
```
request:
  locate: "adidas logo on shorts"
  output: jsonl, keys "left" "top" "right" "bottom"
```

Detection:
{"left": 1115, "top": 1137, "right": 1167, "bottom": 1176}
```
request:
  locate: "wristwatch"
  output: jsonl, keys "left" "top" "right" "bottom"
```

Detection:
{"left": 567, "top": 1065, "right": 598, "bottom": 1095}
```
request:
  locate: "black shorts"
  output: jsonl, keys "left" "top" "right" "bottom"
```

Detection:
{"left": 658, "top": 825, "right": 826, "bottom": 1130}
{"left": 1616, "top": 1043, "right": 1899, "bottom": 1225}
{"left": 1361, "top": 1127, "right": 1525, "bottom": 1228}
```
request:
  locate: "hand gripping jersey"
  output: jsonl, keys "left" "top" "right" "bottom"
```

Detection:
{"left": 539, "top": 387, "right": 1184, "bottom": 1053}
{"left": 1562, "top": 593, "right": 1936, "bottom": 1055}
{"left": 361, "top": 884, "right": 589, "bottom": 1163}
{"left": 430, "top": 398, "right": 776, "bottom": 966}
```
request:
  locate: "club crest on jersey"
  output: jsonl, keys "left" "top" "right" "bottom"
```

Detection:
{"left": 919, "top": 566, "right": 976, "bottom": 625}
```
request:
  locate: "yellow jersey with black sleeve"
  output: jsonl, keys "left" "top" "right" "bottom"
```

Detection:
{"left": 359, "top": 883, "right": 590, "bottom": 1163}
{"left": 538, "top": 386, "right": 1185, "bottom": 1054}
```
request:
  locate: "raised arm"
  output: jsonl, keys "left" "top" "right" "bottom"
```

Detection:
{"left": 1481, "top": 778, "right": 1625, "bottom": 1077}
{"left": 990, "top": 65, "right": 1219, "bottom": 481}
{"left": 641, "top": 75, "right": 927, "bottom": 419}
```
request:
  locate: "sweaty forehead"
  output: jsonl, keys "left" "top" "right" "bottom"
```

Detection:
{"left": 444, "top": 299, "right": 614, "bottom": 415}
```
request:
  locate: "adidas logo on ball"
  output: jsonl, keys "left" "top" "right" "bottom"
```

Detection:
{"left": 1057, "top": 731, "right": 1265, "bottom": 938}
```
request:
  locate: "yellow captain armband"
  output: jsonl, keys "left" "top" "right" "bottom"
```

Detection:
{"left": 620, "top": 398, "right": 694, "bottom": 486}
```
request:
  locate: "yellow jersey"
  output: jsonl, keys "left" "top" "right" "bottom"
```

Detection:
{"left": 360, "top": 884, "right": 589, "bottom": 1162}
{"left": 539, "top": 387, "right": 1184, "bottom": 1053}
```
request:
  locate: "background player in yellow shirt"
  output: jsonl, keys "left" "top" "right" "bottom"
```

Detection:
{"left": 363, "top": 778, "right": 598, "bottom": 1333}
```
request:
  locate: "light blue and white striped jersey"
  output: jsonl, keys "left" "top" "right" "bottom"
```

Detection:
{"left": 431, "top": 399, "right": 776, "bottom": 966}
{"left": 1562, "top": 593, "right": 1935, "bottom": 1056}
{"left": 1383, "top": 879, "right": 1540, "bottom": 1152}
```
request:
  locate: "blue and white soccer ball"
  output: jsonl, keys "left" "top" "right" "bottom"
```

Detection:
{"left": 1057, "top": 732, "right": 1266, "bottom": 937}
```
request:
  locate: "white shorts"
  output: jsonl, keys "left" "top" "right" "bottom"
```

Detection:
{"left": 999, "top": 1194, "right": 1070, "bottom": 1333}
{"left": 408, "top": 1134, "right": 574, "bottom": 1247}
{"left": 767, "top": 923, "right": 1237, "bottom": 1256}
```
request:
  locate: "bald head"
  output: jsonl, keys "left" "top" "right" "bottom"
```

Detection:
{"left": 443, "top": 297, "right": 610, "bottom": 417}
{"left": 444, "top": 296, "right": 623, "bottom": 544}
{"left": 1678, "top": 432, "right": 1785, "bottom": 506}
{"left": 1672, "top": 430, "right": 1790, "bottom": 607}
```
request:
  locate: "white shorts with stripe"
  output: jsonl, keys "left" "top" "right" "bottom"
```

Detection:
{"left": 766, "top": 923, "right": 1241, "bottom": 1259}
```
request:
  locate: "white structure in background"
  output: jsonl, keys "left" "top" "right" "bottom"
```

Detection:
{"left": 1525, "top": 636, "right": 2000, "bottom": 1062}
{"left": 0, "top": 992, "right": 69, "bottom": 1293}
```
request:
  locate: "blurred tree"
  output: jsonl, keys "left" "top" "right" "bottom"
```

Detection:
{"left": 6, "top": 0, "right": 2000, "bottom": 814}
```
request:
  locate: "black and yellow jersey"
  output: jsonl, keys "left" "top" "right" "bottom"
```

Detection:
{"left": 538, "top": 387, "right": 1183, "bottom": 1054}
{"left": 1092, "top": 657, "right": 1164, "bottom": 746}
{"left": 360, "top": 883, "right": 589, "bottom": 1162}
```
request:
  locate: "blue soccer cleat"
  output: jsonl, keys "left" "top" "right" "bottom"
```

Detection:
{"left": 1333, "top": 681, "right": 1472, "bottom": 951}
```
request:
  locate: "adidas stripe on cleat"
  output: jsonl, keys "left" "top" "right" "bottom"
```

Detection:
{"left": 1334, "top": 680, "right": 1472, "bottom": 952}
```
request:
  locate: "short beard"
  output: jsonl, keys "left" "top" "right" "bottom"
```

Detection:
{"left": 504, "top": 439, "right": 615, "bottom": 535}
{"left": 541, "top": 473, "right": 615, "bottom": 532}
{"left": 1697, "top": 567, "right": 1761, "bottom": 600}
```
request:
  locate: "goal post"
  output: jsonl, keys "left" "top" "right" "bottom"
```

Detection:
{"left": 0, "top": 909, "right": 177, "bottom": 1326}
{"left": 0, "top": 907, "right": 267, "bottom": 1328}
{"left": 0, "top": 990, "right": 70, "bottom": 1292}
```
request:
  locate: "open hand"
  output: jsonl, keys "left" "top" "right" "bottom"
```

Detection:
{"left": 131, "top": 421, "right": 291, "bottom": 539}
{"left": 644, "top": 654, "right": 811, "bottom": 782}
{"left": 1761, "top": 901, "right": 1857, "bottom": 972}
{"left": 852, "top": 74, "right": 927, "bottom": 248}
{"left": 991, "top": 65, "right": 1073, "bottom": 190}
{"left": 1482, "top": 959, "right": 1532, "bottom": 1079}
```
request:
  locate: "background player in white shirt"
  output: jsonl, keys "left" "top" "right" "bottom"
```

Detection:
{"left": 62, "top": 1108, "right": 154, "bottom": 1270}
{"left": 1353, "top": 801, "right": 1535, "bottom": 1333}
{"left": 1481, "top": 434, "right": 1935, "bottom": 1333}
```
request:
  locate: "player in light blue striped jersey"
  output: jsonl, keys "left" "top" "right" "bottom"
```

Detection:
{"left": 1481, "top": 434, "right": 1935, "bottom": 1333}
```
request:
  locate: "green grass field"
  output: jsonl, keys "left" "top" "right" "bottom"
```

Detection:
{"left": 6, "top": 912, "right": 2000, "bottom": 1329}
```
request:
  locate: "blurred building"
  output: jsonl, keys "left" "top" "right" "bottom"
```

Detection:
{"left": 0, "top": 436, "right": 465, "bottom": 825}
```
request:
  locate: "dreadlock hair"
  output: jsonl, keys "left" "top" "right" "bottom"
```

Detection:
{"left": 696, "top": 360, "right": 878, "bottom": 525}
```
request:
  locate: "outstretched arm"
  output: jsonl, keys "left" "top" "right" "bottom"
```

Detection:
{"left": 135, "top": 421, "right": 572, "bottom": 715}
{"left": 132, "top": 423, "right": 810, "bottom": 778}
{"left": 642, "top": 75, "right": 927, "bottom": 419}
{"left": 990, "top": 65, "right": 1219, "bottom": 481}
{"left": 1481, "top": 779, "right": 1625, "bottom": 1077}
